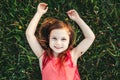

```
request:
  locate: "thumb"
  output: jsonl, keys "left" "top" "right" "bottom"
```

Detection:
{"left": 44, "top": 7, "right": 48, "bottom": 12}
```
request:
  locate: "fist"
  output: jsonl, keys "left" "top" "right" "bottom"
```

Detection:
{"left": 67, "top": 9, "right": 80, "bottom": 21}
{"left": 37, "top": 3, "right": 48, "bottom": 15}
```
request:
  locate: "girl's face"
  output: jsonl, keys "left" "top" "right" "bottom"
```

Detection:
{"left": 49, "top": 29, "right": 70, "bottom": 57}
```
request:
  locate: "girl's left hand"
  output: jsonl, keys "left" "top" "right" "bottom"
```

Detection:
{"left": 67, "top": 9, "right": 80, "bottom": 21}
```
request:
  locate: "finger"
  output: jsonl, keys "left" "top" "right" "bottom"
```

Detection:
{"left": 66, "top": 11, "right": 72, "bottom": 15}
{"left": 44, "top": 5, "right": 48, "bottom": 9}
{"left": 67, "top": 9, "right": 75, "bottom": 13}
{"left": 68, "top": 12, "right": 74, "bottom": 16}
{"left": 40, "top": 3, "right": 48, "bottom": 6}
{"left": 67, "top": 11, "right": 75, "bottom": 16}
{"left": 40, "top": 3, "right": 48, "bottom": 9}
{"left": 40, "top": 4, "right": 47, "bottom": 7}
{"left": 45, "top": 6, "right": 48, "bottom": 11}
{"left": 66, "top": 10, "right": 72, "bottom": 14}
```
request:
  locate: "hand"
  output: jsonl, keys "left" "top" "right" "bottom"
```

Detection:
{"left": 37, "top": 3, "right": 48, "bottom": 15}
{"left": 67, "top": 9, "right": 80, "bottom": 21}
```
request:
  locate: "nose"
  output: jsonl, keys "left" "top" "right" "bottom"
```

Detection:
{"left": 56, "top": 40, "right": 61, "bottom": 45}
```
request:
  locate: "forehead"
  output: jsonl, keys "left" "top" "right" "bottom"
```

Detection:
{"left": 50, "top": 29, "right": 69, "bottom": 37}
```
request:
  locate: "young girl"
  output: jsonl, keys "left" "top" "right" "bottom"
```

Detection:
{"left": 26, "top": 3, "right": 95, "bottom": 80}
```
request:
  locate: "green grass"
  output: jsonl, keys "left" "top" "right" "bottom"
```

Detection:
{"left": 0, "top": 0, "right": 120, "bottom": 80}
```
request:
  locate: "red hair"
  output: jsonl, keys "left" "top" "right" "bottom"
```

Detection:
{"left": 36, "top": 18, "right": 75, "bottom": 69}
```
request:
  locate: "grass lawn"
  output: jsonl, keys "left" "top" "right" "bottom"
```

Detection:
{"left": 0, "top": 0, "right": 120, "bottom": 80}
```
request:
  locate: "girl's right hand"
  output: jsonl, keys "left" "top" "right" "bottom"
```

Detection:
{"left": 37, "top": 3, "right": 48, "bottom": 15}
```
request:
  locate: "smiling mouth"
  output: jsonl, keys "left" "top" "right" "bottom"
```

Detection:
{"left": 54, "top": 46, "right": 62, "bottom": 49}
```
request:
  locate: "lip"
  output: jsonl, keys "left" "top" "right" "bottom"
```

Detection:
{"left": 54, "top": 46, "right": 62, "bottom": 49}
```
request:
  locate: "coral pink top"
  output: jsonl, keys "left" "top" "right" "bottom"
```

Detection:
{"left": 42, "top": 50, "right": 81, "bottom": 80}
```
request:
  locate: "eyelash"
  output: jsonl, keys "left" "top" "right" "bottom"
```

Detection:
{"left": 52, "top": 38, "right": 57, "bottom": 40}
{"left": 62, "top": 38, "right": 66, "bottom": 40}
{"left": 52, "top": 38, "right": 66, "bottom": 41}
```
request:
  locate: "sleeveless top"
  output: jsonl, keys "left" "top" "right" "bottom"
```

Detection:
{"left": 42, "top": 50, "right": 81, "bottom": 80}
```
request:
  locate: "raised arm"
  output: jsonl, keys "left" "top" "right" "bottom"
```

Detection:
{"left": 67, "top": 9, "right": 95, "bottom": 59}
{"left": 26, "top": 3, "right": 48, "bottom": 58}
